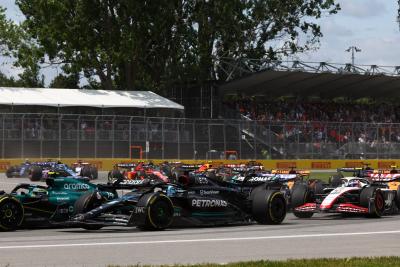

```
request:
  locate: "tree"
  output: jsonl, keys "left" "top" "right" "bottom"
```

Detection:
{"left": 0, "top": 6, "right": 44, "bottom": 88}
{"left": 15, "top": 0, "right": 340, "bottom": 91}
{"left": 49, "top": 73, "right": 80, "bottom": 89}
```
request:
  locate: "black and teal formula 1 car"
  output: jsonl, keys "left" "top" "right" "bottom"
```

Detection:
{"left": 0, "top": 176, "right": 117, "bottom": 231}
{"left": 67, "top": 172, "right": 287, "bottom": 230}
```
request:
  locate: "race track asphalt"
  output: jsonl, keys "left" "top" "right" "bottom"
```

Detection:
{"left": 1, "top": 173, "right": 400, "bottom": 267}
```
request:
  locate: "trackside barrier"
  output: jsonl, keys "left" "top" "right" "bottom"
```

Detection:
{"left": 1, "top": 159, "right": 400, "bottom": 172}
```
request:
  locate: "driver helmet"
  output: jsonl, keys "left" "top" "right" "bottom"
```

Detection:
{"left": 31, "top": 187, "right": 47, "bottom": 197}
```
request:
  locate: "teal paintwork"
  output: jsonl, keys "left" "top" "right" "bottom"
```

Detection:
{"left": 8, "top": 176, "right": 116, "bottom": 227}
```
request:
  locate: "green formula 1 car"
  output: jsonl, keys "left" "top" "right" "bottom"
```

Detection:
{"left": 0, "top": 175, "right": 117, "bottom": 231}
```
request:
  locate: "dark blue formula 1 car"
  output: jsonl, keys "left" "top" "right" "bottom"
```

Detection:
{"left": 6, "top": 160, "right": 97, "bottom": 181}
{"left": 67, "top": 172, "right": 287, "bottom": 230}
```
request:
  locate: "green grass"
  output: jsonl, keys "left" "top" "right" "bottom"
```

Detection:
{"left": 108, "top": 256, "right": 400, "bottom": 267}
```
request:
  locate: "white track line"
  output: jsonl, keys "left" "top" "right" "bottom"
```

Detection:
{"left": 2, "top": 230, "right": 400, "bottom": 249}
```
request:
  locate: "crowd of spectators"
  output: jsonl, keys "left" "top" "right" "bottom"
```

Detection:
{"left": 224, "top": 96, "right": 400, "bottom": 146}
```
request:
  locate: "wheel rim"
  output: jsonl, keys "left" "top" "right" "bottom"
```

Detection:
{"left": 269, "top": 194, "right": 286, "bottom": 222}
{"left": 0, "top": 199, "right": 23, "bottom": 230}
{"left": 375, "top": 192, "right": 384, "bottom": 211}
{"left": 149, "top": 197, "right": 173, "bottom": 228}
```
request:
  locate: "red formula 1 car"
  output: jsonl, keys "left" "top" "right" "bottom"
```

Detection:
{"left": 291, "top": 177, "right": 397, "bottom": 218}
{"left": 108, "top": 162, "right": 169, "bottom": 183}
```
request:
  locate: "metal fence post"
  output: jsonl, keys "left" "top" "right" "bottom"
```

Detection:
{"left": 208, "top": 122, "right": 211, "bottom": 159}
{"left": 94, "top": 116, "right": 98, "bottom": 158}
{"left": 21, "top": 115, "right": 25, "bottom": 158}
{"left": 177, "top": 119, "right": 181, "bottom": 160}
{"left": 40, "top": 115, "right": 44, "bottom": 159}
{"left": 223, "top": 121, "right": 226, "bottom": 156}
{"left": 129, "top": 116, "right": 133, "bottom": 159}
{"left": 192, "top": 121, "right": 196, "bottom": 160}
{"left": 1, "top": 114, "right": 4, "bottom": 158}
{"left": 58, "top": 115, "right": 62, "bottom": 159}
{"left": 161, "top": 118, "right": 165, "bottom": 160}
{"left": 112, "top": 116, "right": 115, "bottom": 158}
{"left": 238, "top": 121, "right": 242, "bottom": 160}
{"left": 77, "top": 115, "right": 80, "bottom": 159}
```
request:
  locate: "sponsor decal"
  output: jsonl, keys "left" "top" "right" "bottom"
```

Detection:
{"left": 378, "top": 161, "right": 396, "bottom": 169}
{"left": 57, "top": 208, "right": 69, "bottom": 214}
{"left": 276, "top": 162, "right": 296, "bottom": 169}
{"left": 120, "top": 180, "right": 145, "bottom": 185}
{"left": 51, "top": 192, "right": 68, "bottom": 195}
{"left": 56, "top": 197, "right": 70, "bottom": 202}
{"left": 248, "top": 176, "right": 271, "bottom": 182}
{"left": 63, "top": 183, "right": 90, "bottom": 190}
{"left": 200, "top": 190, "right": 220, "bottom": 196}
{"left": 197, "top": 177, "right": 209, "bottom": 184}
{"left": 191, "top": 199, "right": 228, "bottom": 208}
{"left": 233, "top": 175, "right": 245, "bottom": 181}
{"left": 0, "top": 161, "right": 10, "bottom": 171}
{"left": 133, "top": 207, "right": 145, "bottom": 214}
{"left": 345, "top": 162, "right": 364, "bottom": 168}
{"left": 311, "top": 162, "right": 331, "bottom": 169}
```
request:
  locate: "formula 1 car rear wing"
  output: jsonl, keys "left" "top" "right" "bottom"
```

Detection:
{"left": 271, "top": 169, "right": 310, "bottom": 176}
{"left": 116, "top": 163, "right": 138, "bottom": 169}
{"left": 368, "top": 173, "right": 400, "bottom": 182}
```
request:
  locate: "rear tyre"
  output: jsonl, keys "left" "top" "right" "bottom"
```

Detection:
{"left": 109, "top": 169, "right": 123, "bottom": 181}
{"left": 29, "top": 166, "right": 42, "bottom": 181}
{"left": 360, "top": 187, "right": 385, "bottom": 218}
{"left": 395, "top": 185, "right": 400, "bottom": 210}
{"left": 81, "top": 166, "right": 93, "bottom": 179}
{"left": 0, "top": 196, "right": 24, "bottom": 231}
{"left": 137, "top": 193, "right": 174, "bottom": 230}
{"left": 74, "top": 191, "right": 104, "bottom": 230}
{"left": 311, "top": 180, "right": 324, "bottom": 195}
{"left": 329, "top": 175, "right": 342, "bottom": 187}
{"left": 90, "top": 166, "right": 98, "bottom": 180}
{"left": 291, "top": 183, "right": 314, "bottom": 218}
{"left": 5, "top": 166, "right": 15, "bottom": 178}
{"left": 251, "top": 188, "right": 286, "bottom": 224}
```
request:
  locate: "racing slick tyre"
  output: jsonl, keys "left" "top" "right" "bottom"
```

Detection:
{"left": 329, "top": 175, "right": 342, "bottom": 187}
{"left": 90, "top": 166, "right": 98, "bottom": 180}
{"left": 108, "top": 169, "right": 123, "bottom": 181}
{"left": 310, "top": 180, "right": 324, "bottom": 195}
{"left": 396, "top": 185, "right": 400, "bottom": 209}
{"left": 360, "top": 187, "right": 385, "bottom": 218}
{"left": 137, "top": 192, "right": 174, "bottom": 230}
{"left": 5, "top": 166, "right": 15, "bottom": 178}
{"left": 251, "top": 188, "right": 286, "bottom": 225}
{"left": 0, "top": 195, "right": 24, "bottom": 231}
{"left": 81, "top": 166, "right": 94, "bottom": 179}
{"left": 291, "top": 183, "right": 314, "bottom": 218}
{"left": 29, "top": 166, "right": 42, "bottom": 181}
{"left": 74, "top": 192, "right": 105, "bottom": 230}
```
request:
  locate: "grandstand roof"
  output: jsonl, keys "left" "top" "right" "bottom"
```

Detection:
{"left": 219, "top": 69, "right": 400, "bottom": 98}
{"left": 0, "top": 87, "right": 184, "bottom": 110}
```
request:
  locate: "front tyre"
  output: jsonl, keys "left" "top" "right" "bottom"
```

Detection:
{"left": 360, "top": 187, "right": 385, "bottom": 218}
{"left": 74, "top": 191, "right": 104, "bottom": 230}
{"left": 137, "top": 192, "right": 174, "bottom": 230}
{"left": 5, "top": 166, "right": 15, "bottom": 178}
{"left": 251, "top": 188, "right": 286, "bottom": 225}
{"left": 291, "top": 183, "right": 314, "bottom": 218}
{"left": 0, "top": 196, "right": 24, "bottom": 231}
{"left": 29, "top": 166, "right": 42, "bottom": 181}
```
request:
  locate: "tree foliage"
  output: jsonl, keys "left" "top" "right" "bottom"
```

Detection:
{"left": 15, "top": 0, "right": 339, "bottom": 91}
{"left": 0, "top": 6, "right": 44, "bottom": 87}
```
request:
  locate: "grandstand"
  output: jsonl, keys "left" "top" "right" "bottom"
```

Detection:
{"left": 2, "top": 59, "right": 400, "bottom": 160}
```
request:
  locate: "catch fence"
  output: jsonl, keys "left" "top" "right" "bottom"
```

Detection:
{"left": 0, "top": 113, "right": 398, "bottom": 160}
